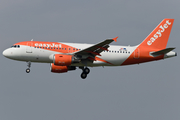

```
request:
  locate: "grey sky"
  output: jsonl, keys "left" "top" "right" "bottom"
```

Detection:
{"left": 0, "top": 0, "right": 180, "bottom": 120}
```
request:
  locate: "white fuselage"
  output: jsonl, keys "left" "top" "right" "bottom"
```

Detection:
{"left": 3, "top": 42, "right": 137, "bottom": 67}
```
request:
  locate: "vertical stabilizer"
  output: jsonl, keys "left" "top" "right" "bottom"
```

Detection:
{"left": 139, "top": 18, "right": 174, "bottom": 50}
{"left": 122, "top": 19, "right": 174, "bottom": 65}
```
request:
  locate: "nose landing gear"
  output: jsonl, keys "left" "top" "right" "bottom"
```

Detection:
{"left": 26, "top": 61, "right": 31, "bottom": 73}
{"left": 26, "top": 68, "right": 30, "bottom": 73}
{"left": 80, "top": 67, "right": 90, "bottom": 79}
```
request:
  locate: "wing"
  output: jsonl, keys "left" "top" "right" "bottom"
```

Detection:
{"left": 73, "top": 37, "right": 118, "bottom": 61}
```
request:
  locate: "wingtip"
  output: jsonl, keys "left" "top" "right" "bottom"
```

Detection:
{"left": 112, "top": 36, "right": 118, "bottom": 42}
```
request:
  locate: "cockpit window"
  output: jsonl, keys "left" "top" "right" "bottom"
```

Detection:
{"left": 11, "top": 45, "right": 20, "bottom": 48}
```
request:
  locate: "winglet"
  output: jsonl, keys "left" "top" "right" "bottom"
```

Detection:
{"left": 112, "top": 36, "right": 118, "bottom": 42}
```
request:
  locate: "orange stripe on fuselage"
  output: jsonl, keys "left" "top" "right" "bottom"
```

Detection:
{"left": 121, "top": 48, "right": 164, "bottom": 65}
{"left": 95, "top": 57, "right": 114, "bottom": 65}
{"left": 14, "top": 41, "right": 80, "bottom": 53}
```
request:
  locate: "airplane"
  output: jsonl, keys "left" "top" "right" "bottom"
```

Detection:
{"left": 2, "top": 18, "right": 177, "bottom": 79}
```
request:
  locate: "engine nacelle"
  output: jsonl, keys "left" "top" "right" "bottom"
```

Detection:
{"left": 51, "top": 63, "right": 76, "bottom": 73}
{"left": 53, "top": 54, "right": 75, "bottom": 66}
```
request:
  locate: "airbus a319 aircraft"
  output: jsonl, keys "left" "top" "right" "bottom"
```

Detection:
{"left": 2, "top": 19, "right": 177, "bottom": 79}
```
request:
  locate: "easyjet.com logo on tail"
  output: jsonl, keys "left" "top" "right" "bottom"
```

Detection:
{"left": 147, "top": 20, "right": 171, "bottom": 46}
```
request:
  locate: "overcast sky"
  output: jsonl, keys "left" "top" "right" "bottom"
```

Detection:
{"left": 0, "top": 0, "right": 180, "bottom": 120}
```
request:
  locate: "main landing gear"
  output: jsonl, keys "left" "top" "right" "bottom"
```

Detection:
{"left": 26, "top": 61, "right": 31, "bottom": 73}
{"left": 80, "top": 67, "right": 90, "bottom": 79}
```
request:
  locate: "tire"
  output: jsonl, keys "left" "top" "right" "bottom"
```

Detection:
{"left": 81, "top": 72, "right": 87, "bottom": 79}
{"left": 84, "top": 68, "right": 90, "bottom": 74}
{"left": 26, "top": 68, "right": 30, "bottom": 73}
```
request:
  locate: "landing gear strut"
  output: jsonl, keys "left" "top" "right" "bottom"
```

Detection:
{"left": 80, "top": 67, "right": 90, "bottom": 79}
{"left": 26, "top": 61, "right": 31, "bottom": 73}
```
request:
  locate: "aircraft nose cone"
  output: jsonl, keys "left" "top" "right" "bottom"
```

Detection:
{"left": 2, "top": 49, "right": 11, "bottom": 58}
{"left": 3, "top": 50, "right": 7, "bottom": 56}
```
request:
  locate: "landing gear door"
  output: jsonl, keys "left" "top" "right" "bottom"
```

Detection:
{"left": 26, "top": 42, "right": 32, "bottom": 53}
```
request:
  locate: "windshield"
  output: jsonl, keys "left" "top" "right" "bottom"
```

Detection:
{"left": 11, "top": 45, "right": 20, "bottom": 48}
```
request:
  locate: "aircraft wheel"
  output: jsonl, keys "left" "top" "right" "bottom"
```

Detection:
{"left": 81, "top": 72, "right": 87, "bottom": 79}
{"left": 84, "top": 68, "right": 90, "bottom": 74}
{"left": 26, "top": 68, "right": 30, "bottom": 73}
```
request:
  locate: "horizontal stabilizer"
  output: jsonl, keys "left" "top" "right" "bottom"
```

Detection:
{"left": 151, "top": 48, "right": 175, "bottom": 56}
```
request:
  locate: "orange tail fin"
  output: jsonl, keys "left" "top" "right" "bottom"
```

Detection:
{"left": 139, "top": 18, "right": 174, "bottom": 50}
{"left": 121, "top": 19, "right": 174, "bottom": 65}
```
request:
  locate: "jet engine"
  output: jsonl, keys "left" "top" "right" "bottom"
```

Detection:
{"left": 50, "top": 63, "right": 76, "bottom": 73}
{"left": 53, "top": 54, "right": 80, "bottom": 66}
